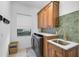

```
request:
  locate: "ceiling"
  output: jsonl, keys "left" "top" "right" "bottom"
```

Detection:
{"left": 14, "top": 1, "right": 50, "bottom": 9}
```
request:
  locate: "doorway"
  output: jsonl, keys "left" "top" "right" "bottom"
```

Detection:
{"left": 16, "top": 13, "right": 32, "bottom": 50}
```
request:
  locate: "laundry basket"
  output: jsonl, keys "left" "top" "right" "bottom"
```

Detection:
{"left": 9, "top": 41, "right": 18, "bottom": 54}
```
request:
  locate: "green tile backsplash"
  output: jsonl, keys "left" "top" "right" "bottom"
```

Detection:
{"left": 59, "top": 10, "right": 79, "bottom": 43}
{"left": 41, "top": 10, "right": 79, "bottom": 43}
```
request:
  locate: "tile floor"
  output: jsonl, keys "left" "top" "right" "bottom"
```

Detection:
{"left": 9, "top": 48, "right": 36, "bottom": 57}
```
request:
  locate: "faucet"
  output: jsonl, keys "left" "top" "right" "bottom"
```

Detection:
{"left": 56, "top": 28, "right": 68, "bottom": 41}
{"left": 64, "top": 32, "right": 68, "bottom": 41}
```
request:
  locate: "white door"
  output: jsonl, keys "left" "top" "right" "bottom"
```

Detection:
{"left": 16, "top": 13, "right": 32, "bottom": 49}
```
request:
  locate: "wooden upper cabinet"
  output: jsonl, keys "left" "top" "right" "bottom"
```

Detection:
{"left": 53, "top": 2, "right": 59, "bottom": 27}
{"left": 43, "top": 7, "right": 48, "bottom": 28}
{"left": 37, "top": 1, "right": 59, "bottom": 28}
{"left": 38, "top": 11, "right": 44, "bottom": 28}
{"left": 47, "top": 2, "right": 54, "bottom": 27}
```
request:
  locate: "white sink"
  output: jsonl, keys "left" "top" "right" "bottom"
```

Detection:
{"left": 52, "top": 39, "right": 70, "bottom": 46}
{"left": 48, "top": 39, "right": 79, "bottom": 50}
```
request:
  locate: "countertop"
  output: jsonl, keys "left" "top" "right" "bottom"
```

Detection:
{"left": 48, "top": 39, "right": 79, "bottom": 50}
{"left": 35, "top": 32, "right": 58, "bottom": 36}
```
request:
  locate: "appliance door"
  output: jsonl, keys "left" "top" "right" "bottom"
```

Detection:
{"left": 31, "top": 34, "right": 43, "bottom": 57}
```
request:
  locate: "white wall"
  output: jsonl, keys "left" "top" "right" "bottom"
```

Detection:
{"left": 0, "top": 1, "right": 11, "bottom": 57}
{"left": 31, "top": 8, "right": 39, "bottom": 33}
{"left": 17, "top": 13, "right": 32, "bottom": 28}
{"left": 59, "top": 1, "right": 79, "bottom": 16}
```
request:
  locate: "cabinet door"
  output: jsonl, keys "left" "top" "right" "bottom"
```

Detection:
{"left": 38, "top": 1, "right": 59, "bottom": 28}
{"left": 66, "top": 47, "right": 77, "bottom": 57}
{"left": 38, "top": 11, "right": 44, "bottom": 28}
{"left": 48, "top": 44, "right": 57, "bottom": 57}
{"left": 43, "top": 37, "right": 47, "bottom": 57}
{"left": 53, "top": 2, "right": 59, "bottom": 27}
{"left": 43, "top": 9, "right": 48, "bottom": 28}
{"left": 47, "top": 2, "right": 59, "bottom": 27}
{"left": 48, "top": 44, "right": 63, "bottom": 57}
{"left": 55, "top": 46, "right": 63, "bottom": 57}
{"left": 51, "top": 44, "right": 58, "bottom": 57}
{"left": 47, "top": 3, "right": 54, "bottom": 27}
{"left": 48, "top": 43, "right": 53, "bottom": 57}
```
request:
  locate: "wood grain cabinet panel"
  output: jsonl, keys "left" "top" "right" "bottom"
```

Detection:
{"left": 48, "top": 43, "right": 78, "bottom": 57}
{"left": 47, "top": 3, "right": 54, "bottom": 27}
{"left": 53, "top": 2, "right": 59, "bottom": 27}
{"left": 43, "top": 9, "right": 48, "bottom": 28}
{"left": 38, "top": 11, "right": 44, "bottom": 28}
{"left": 38, "top": 1, "right": 59, "bottom": 28}
{"left": 65, "top": 47, "right": 78, "bottom": 57}
{"left": 48, "top": 43, "right": 53, "bottom": 57}
{"left": 43, "top": 36, "right": 58, "bottom": 57}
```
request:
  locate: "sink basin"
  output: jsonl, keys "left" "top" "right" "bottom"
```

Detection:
{"left": 48, "top": 39, "right": 79, "bottom": 50}
{"left": 52, "top": 40, "right": 69, "bottom": 45}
